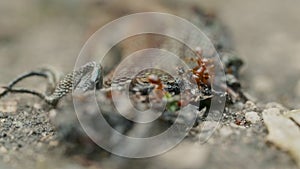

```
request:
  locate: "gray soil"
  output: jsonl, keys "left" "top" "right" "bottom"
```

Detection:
{"left": 0, "top": 0, "right": 300, "bottom": 169}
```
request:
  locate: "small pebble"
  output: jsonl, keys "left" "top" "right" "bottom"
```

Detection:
{"left": 245, "top": 111, "right": 260, "bottom": 123}
{"left": 233, "top": 102, "right": 244, "bottom": 110}
{"left": 13, "top": 121, "right": 23, "bottom": 128}
{"left": 0, "top": 112, "right": 4, "bottom": 118}
{"left": 244, "top": 101, "right": 257, "bottom": 111}
{"left": 33, "top": 103, "right": 42, "bottom": 110}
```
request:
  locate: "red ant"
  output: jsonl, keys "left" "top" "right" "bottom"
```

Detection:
{"left": 147, "top": 74, "right": 166, "bottom": 100}
{"left": 189, "top": 47, "right": 215, "bottom": 90}
{"left": 145, "top": 47, "right": 217, "bottom": 111}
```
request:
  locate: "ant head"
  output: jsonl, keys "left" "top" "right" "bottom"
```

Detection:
{"left": 147, "top": 74, "right": 161, "bottom": 85}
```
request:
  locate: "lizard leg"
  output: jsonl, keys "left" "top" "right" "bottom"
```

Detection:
{"left": 1, "top": 87, "right": 46, "bottom": 100}
{"left": 1, "top": 62, "right": 102, "bottom": 107}
{"left": 0, "top": 69, "right": 59, "bottom": 99}
{"left": 1, "top": 72, "right": 46, "bottom": 98}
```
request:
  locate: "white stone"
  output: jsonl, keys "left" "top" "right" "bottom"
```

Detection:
{"left": 262, "top": 108, "right": 281, "bottom": 116}
{"left": 265, "top": 102, "right": 287, "bottom": 112}
{"left": 263, "top": 109, "right": 300, "bottom": 167}
{"left": 245, "top": 111, "right": 260, "bottom": 123}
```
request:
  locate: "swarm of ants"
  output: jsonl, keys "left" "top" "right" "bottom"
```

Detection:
{"left": 128, "top": 47, "right": 245, "bottom": 121}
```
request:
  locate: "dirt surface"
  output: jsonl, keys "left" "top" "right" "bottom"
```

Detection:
{"left": 0, "top": 0, "right": 300, "bottom": 169}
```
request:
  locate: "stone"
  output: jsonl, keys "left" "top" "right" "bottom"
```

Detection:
{"left": 33, "top": 103, "right": 42, "bottom": 110}
{"left": 244, "top": 101, "right": 257, "bottom": 111}
{"left": 286, "top": 109, "right": 300, "bottom": 126}
{"left": 13, "top": 121, "right": 23, "bottom": 128}
{"left": 262, "top": 108, "right": 281, "bottom": 116}
{"left": 263, "top": 109, "right": 300, "bottom": 168}
{"left": 233, "top": 102, "right": 244, "bottom": 110}
{"left": 265, "top": 102, "right": 288, "bottom": 112}
{"left": 245, "top": 111, "right": 260, "bottom": 123}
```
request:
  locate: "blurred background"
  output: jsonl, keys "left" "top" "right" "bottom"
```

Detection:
{"left": 0, "top": 0, "right": 299, "bottom": 107}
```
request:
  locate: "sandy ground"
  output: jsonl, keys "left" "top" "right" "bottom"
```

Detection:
{"left": 0, "top": 0, "right": 300, "bottom": 169}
